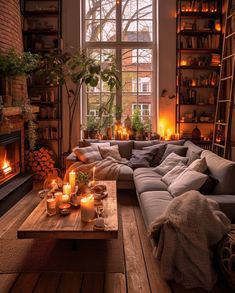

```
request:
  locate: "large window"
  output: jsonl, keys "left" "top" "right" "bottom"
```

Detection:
{"left": 83, "top": 0, "right": 155, "bottom": 125}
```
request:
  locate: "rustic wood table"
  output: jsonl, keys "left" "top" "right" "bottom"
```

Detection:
{"left": 17, "top": 181, "right": 118, "bottom": 240}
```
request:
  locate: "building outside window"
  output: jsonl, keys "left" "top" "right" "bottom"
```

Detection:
{"left": 82, "top": 0, "right": 155, "bottom": 127}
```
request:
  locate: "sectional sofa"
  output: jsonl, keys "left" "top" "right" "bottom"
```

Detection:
{"left": 66, "top": 139, "right": 235, "bottom": 226}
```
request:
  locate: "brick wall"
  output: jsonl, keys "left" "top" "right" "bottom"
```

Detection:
{"left": 0, "top": 0, "right": 27, "bottom": 102}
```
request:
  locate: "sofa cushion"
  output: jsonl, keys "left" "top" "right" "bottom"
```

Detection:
{"left": 128, "top": 149, "right": 156, "bottom": 169}
{"left": 201, "top": 150, "right": 235, "bottom": 195}
{"left": 110, "top": 140, "right": 134, "bottom": 159}
{"left": 161, "top": 144, "right": 188, "bottom": 162}
{"left": 184, "top": 140, "right": 203, "bottom": 158}
{"left": 90, "top": 142, "right": 111, "bottom": 147}
{"left": 168, "top": 170, "right": 208, "bottom": 197}
{"left": 98, "top": 144, "right": 122, "bottom": 160}
{"left": 205, "top": 195, "right": 235, "bottom": 223}
{"left": 161, "top": 162, "right": 187, "bottom": 186}
{"left": 187, "top": 151, "right": 201, "bottom": 166}
{"left": 139, "top": 191, "right": 173, "bottom": 227}
{"left": 154, "top": 152, "right": 189, "bottom": 175}
{"left": 143, "top": 144, "right": 166, "bottom": 167}
{"left": 118, "top": 165, "right": 134, "bottom": 182}
{"left": 134, "top": 168, "right": 168, "bottom": 194}
{"left": 73, "top": 146, "right": 102, "bottom": 163}
{"left": 134, "top": 140, "right": 154, "bottom": 150}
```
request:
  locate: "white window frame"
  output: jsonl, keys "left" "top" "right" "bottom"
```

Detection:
{"left": 81, "top": 0, "right": 157, "bottom": 131}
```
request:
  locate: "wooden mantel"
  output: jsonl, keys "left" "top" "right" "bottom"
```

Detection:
{"left": 2, "top": 106, "right": 39, "bottom": 117}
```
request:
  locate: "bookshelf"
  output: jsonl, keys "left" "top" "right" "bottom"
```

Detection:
{"left": 21, "top": 0, "right": 62, "bottom": 166}
{"left": 176, "top": 0, "right": 223, "bottom": 145}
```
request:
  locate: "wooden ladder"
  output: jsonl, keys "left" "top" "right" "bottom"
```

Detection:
{"left": 212, "top": 0, "right": 235, "bottom": 158}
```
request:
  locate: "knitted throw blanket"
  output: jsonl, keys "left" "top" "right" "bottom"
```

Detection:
{"left": 64, "top": 157, "right": 128, "bottom": 182}
{"left": 149, "top": 190, "right": 231, "bottom": 291}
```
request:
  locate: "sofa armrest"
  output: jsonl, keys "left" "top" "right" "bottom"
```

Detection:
{"left": 66, "top": 152, "right": 78, "bottom": 169}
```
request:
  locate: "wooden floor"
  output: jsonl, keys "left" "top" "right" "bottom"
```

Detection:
{"left": 0, "top": 188, "right": 231, "bottom": 293}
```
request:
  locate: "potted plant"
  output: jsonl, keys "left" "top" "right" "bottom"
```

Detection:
{"left": 132, "top": 109, "right": 144, "bottom": 140}
{"left": 86, "top": 116, "right": 99, "bottom": 139}
{"left": 0, "top": 49, "right": 40, "bottom": 106}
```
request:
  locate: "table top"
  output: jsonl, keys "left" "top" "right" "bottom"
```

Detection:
{"left": 17, "top": 181, "right": 118, "bottom": 240}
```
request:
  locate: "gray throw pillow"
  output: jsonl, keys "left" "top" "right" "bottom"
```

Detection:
{"left": 73, "top": 145, "right": 102, "bottom": 163}
{"left": 143, "top": 144, "right": 166, "bottom": 167}
{"left": 187, "top": 151, "right": 201, "bottom": 166}
{"left": 128, "top": 149, "right": 156, "bottom": 169}
{"left": 161, "top": 144, "right": 188, "bottom": 162}
{"left": 154, "top": 152, "right": 189, "bottom": 175}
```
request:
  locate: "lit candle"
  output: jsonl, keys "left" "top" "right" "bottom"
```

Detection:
{"left": 175, "top": 133, "right": 180, "bottom": 140}
{"left": 191, "top": 79, "right": 196, "bottom": 87}
{"left": 46, "top": 197, "right": 56, "bottom": 216}
{"left": 63, "top": 183, "right": 71, "bottom": 195}
{"left": 92, "top": 166, "right": 96, "bottom": 182}
{"left": 81, "top": 195, "right": 95, "bottom": 222}
{"left": 61, "top": 194, "right": 70, "bottom": 203}
{"left": 215, "top": 23, "right": 221, "bottom": 31}
{"left": 69, "top": 170, "right": 76, "bottom": 193}
{"left": 54, "top": 191, "right": 63, "bottom": 210}
{"left": 181, "top": 60, "right": 187, "bottom": 66}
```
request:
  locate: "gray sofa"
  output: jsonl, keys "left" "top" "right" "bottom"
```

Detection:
{"left": 66, "top": 139, "right": 235, "bottom": 225}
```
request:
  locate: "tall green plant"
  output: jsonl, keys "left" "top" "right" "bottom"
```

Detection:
{"left": 38, "top": 50, "right": 119, "bottom": 152}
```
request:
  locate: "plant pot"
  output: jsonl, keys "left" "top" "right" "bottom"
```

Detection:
{"left": 83, "top": 130, "right": 89, "bottom": 139}
{"left": 106, "top": 127, "right": 112, "bottom": 140}
{"left": 89, "top": 130, "right": 97, "bottom": 139}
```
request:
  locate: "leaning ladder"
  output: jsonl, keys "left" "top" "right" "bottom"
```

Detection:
{"left": 212, "top": 0, "right": 235, "bottom": 159}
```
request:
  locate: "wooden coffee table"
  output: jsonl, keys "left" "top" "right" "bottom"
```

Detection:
{"left": 17, "top": 181, "right": 118, "bottom": 240}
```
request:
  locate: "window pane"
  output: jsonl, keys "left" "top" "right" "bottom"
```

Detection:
{"left": 122, "top": 94, "right": 138, "bottom": 117}
{"left": 122, "top": 20, "right": 137, "bottom": 41}
{"left": 85, "top": 0, "right": 101, "bottom": 19}
{"left": 122, "top": 72, "right": 137, "bottom": 92}
{"left": 122, "top": 49, "right": 138, "bottom": 71}
{"left": 137, "top": 49, "right": 152, "bottom": 70}
{"left": 101, "top": 0, "right": 116, "bottom": 19}
{"left": 85, "top": 20, "right": 101, "bottom": 41}
{"left": 122, "top": 0, "right": 137, "bottom": 19}
{"left": 101, "top": 20, "right": 116, "bottom": 41}
{"left": 138, "top": 20, "right": 152, "bottom": 41}
{"left": 138, "top": 0, "right": 152, "bottom": 19}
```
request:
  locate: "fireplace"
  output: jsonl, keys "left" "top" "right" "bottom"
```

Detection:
{"left": 0, "top": 131, "right": 21, "bottom": 186}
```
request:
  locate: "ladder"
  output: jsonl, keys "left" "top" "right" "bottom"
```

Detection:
{"left": 212, "top": 0, "right": 235, "bottom": 159}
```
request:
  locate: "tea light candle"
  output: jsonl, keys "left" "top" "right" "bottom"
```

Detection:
{"left": 81, "top": 195, "right": 95, "bottom": 222}
{"left": 69, "top": 170, "right": 76, "bottom": 193}
{"left": 46, "top": 197, "right": 56, "bottom": 216}
{"left": 63, "top": 183, "right": 71, "bottom": 195}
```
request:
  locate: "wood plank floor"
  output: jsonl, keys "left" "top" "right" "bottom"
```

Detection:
{"left": 0, "top": 188, "right": 231, "bottom": 293}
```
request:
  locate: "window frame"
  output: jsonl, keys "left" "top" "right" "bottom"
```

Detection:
{"left": 81, "top": 0, "right": 157, "bottom": 131}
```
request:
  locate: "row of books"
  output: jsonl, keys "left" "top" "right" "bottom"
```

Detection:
{"left": 180, "top": 35, "right": 220, "bottom": 49}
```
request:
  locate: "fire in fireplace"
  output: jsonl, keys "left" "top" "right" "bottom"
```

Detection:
{"left": 0, "top": 131, "right": 21, "bottom": 186}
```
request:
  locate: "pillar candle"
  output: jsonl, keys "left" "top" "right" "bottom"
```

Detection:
{"left": 63, "top": 183, "right": 71, "bottom": 195}
{"left": 81, "top": 195, "right": 95, "bottom": 222}
{"left": 54, "top": 191, "right": 63, "bottom": 210}
{"left": 92, "top": 166, "right": 96, "bottom": 182}
{"left": 46, "top": 198, "right": 56, "bottom": 216}
{"left": 69, "top": 170, "right": 76, "bottom": 193}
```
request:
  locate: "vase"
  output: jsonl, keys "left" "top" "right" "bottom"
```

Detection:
{"left": 106, "top": 127, "right": 112, "bottom": 140}
{"left": 192, "top": 125, "right": 201, "bottom": 140}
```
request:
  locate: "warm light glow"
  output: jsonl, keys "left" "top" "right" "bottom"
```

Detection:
{"left": 181, "top": 60, "right": 187, "bottom": 66}
{"left": 191, "top": 79, "right": 196, "bottom": 87}
{"left": 1, "top": 151, "right": 12, "bottom": 175}
{"left": 215, "top": 23, "right": 221, "bottom": 31}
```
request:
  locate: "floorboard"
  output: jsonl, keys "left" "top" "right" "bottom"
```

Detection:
{"left": 81, "top": 273, "right": 104, "bottom": 293}
{"left": 120, "top": 193, "right": 151, "bottom": 293}
{"left": 104, "top": 273, "right": 126, "bottom": 293}
{"left": 57, "top": 272, "right": 83, "bottom": 293}
{"left": 10, "top": 273, "right": 40, "bottom": 293}
{"left": 33, "top": 272, "right": 61, "bottom": 293}
{"left": 0, "top": 273, "right": 19, "bottom": 293}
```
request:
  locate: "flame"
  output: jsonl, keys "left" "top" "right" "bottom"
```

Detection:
{"left": 1, "top": 151, "right": 12, "bottom": 175}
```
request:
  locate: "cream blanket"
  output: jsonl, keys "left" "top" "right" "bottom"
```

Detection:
{"left": 149, "top": 190, "right": 231, "bottom": 291}
{"left": 64, "top": 156, "right": 128, "bottom": 182}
